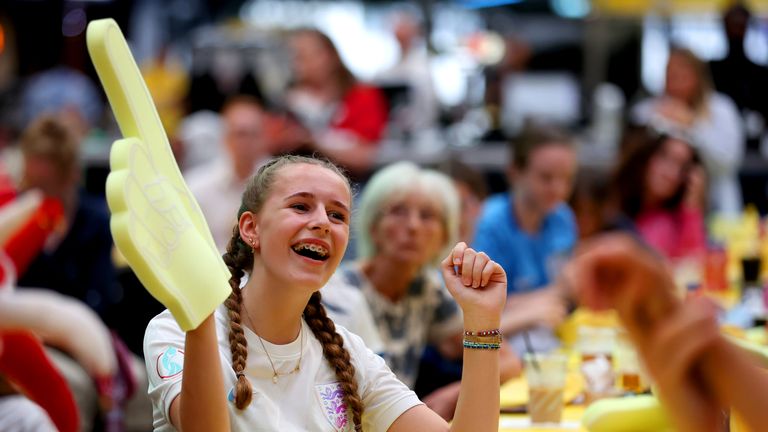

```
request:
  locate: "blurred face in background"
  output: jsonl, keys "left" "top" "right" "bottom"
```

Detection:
{"left": 645, "top": 138, "right": 693, "bottom": 204}
{"left": 665, "top": 53, "right": 699, "bottom": 104}
{"left": 571, "top": 189, "right": 606, "bottom": 240}
{"left": 290, "top": 32, "right": 338, "bottom": 87}
{"left": 392, "top": 14, "right": 421, "bottom": 53}
{"left": 22, "top": 156, "right": 78, "bottom": 201}
{"left": 371, "top": 189, "right": 446, "bottom": 267}
{"left": 222, "top": 101, "right": 266, "bottom": 178}
{"left": 453, "top": 180, "right": 483, "bottom": 244}
{"left": 515, "top": 143, "right": 577, "bottom": 215}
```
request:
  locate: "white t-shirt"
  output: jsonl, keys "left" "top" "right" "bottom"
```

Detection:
{"left": 321, "top": 273, "right": 385, "bottom": 354}
{"left": 144, "top": 305, "right": 421, "bottom": 431}
{"left": 323, "top": 264, "right": 463, "bottom": 389}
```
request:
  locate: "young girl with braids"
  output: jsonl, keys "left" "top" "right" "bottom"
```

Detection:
{"left": 144, "top": 155, "right": 508, "bottom": 431}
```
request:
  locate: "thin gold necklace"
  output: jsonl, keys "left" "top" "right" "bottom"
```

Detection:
{"left": 242, "top": 306, "right": 303, "bottom": 384}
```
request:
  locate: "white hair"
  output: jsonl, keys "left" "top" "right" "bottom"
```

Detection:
{"left": 355, "top": 161, "right": 460, "bottom": 265}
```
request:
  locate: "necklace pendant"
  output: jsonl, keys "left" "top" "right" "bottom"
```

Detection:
{"left": 272, "top": 374, "right": 278, "bottom": 384}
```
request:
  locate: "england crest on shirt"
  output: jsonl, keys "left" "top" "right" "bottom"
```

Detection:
{"left": 315, "top": 382, "right": 352, "bottom": 431}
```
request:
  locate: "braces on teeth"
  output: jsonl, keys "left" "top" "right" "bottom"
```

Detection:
{"left": 294, "top": 244, "right": 328, "bottom": 256}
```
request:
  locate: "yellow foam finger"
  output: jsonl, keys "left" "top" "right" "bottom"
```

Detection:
{"left": 87, "top": 19, "right": 230, "bottom": 330}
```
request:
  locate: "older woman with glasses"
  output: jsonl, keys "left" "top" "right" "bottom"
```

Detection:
{"left": 322, "top": 161, "right": 520, "bottom": 420}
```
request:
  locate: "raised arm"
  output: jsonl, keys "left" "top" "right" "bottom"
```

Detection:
{"left": 389, "top": 242, "right": 507, "bottom": 431}
{"left": 168, "top": 315, "right": 229, "bottom": 432}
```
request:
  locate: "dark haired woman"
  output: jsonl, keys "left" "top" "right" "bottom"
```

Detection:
{"left": 613, "top": 126, "right": 707, "bottom": 261}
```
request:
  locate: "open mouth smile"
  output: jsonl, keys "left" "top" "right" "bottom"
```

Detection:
{"left": 291, "top": 241, "right": 330, "bottom": 262}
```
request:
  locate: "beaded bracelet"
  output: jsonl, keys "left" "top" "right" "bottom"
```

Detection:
{"left": 464, "top": 329, "right": 501, "bottom": 337}
{"left": 463, "top": 328, "right": 502, "bottom": 350}
{"left": 463, "top": 340, "right": 501, "bottom": 350}
{"left": 464, "top": 334, "right": 503, "bottom": 345}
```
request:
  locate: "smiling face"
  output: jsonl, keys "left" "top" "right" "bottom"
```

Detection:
{"left": 370, "top": 189, "right": 446, "bottom": 267}
{"left": 242, "top": 163, "right": 351, "bottom": 291}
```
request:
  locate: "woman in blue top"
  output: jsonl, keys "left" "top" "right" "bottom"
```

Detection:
{"left": 474, "top": 125, "right": 578, "bottom": 353}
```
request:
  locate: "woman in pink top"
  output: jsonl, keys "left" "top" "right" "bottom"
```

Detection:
{"left": 612, "top": 126, "right": 707, "bottom": 260}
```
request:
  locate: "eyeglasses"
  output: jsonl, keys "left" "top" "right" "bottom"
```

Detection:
{"left": 380, "top": 203, "right": 442, "bottom": 224}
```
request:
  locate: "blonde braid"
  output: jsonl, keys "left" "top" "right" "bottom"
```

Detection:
{"left": 304, "top": 292, "right": 364, "bottom": 430}
{"left": 223, "top": 226, "right": 254, "bottom": 409}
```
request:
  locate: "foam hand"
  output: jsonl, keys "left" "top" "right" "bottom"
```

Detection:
{"left": 582, "top": 395, "right": 670, "bottom": 432}
{"left": 86, "top": 19, "right": 230, "bottom": 330}
{"left": 0, "top": 331, "right": 79, "bottom": 432}
{"left": 0, "top": 289, "right": 116, "bottom": 378}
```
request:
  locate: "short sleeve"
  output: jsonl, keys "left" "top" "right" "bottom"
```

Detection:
{"left": 340, "top": 329, "right": 422, "bottom": 430}
{"left": 144, "top": 311, "right": 187, "bottom": 429}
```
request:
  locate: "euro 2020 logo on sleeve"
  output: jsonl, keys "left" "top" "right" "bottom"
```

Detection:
{"left": 157, "top": 346, "right": 184, "bottom": 379}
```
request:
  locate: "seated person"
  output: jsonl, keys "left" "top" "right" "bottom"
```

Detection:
{"left": 15, "top": 115, "right": 119, "bottom": 318}
{"left": 611, "top": 126, "right": 707, "bottom": 262}
{"left": 473, "top": 125, "right": 578, "bottom": 354}
{"left": 185, "top": 95, "right": 272, "bottom": 253}
{"left": 273, "top": 28, "right": 388, "bottom": 179}
{"left": 11, "top": 115, "right": 152, "bottom": 431}
{"left": 323, "top": 161, "right": 521, "bottom": 420}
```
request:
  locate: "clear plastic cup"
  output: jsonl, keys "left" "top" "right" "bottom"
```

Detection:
{"left": 524, "top": 353, "right": 567, "bottom": 424}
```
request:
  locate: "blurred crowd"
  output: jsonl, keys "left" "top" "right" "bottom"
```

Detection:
{"left": 1, "top": 1, "right": 767, "bottom": 431}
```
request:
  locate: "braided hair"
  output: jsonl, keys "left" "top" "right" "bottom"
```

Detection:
{"left": 221, "top": 155, "right": 364, "bottom": 429}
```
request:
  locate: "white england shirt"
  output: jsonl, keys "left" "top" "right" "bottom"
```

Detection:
{"left": 144, "top": 305, "right": 421, "bottom": 431}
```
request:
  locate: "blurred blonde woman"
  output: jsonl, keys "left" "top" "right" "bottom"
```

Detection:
{"left": 323, "top": 161, "right": 521, "bottom": 420}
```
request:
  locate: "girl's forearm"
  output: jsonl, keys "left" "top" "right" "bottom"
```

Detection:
{"left": 176, "top": 315, "right": 230, "bottom": 432}
{"left": 450, "top": 317, "right": 500, "bottom": 432}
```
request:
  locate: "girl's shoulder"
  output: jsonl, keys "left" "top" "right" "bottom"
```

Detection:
{"left": 330, "top": 322, "right": 385, "bottom": 369}
{"left": 145, "top": 309, "right": 181, "bottom": 339}
{"left": 332, "top": 323, "right": 368, "bottom": 353}
{"left": 144, "top": 306, "right": 230, "bottom": 348}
